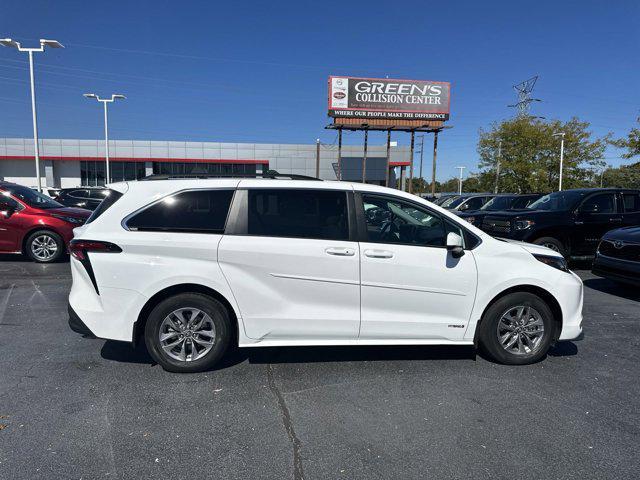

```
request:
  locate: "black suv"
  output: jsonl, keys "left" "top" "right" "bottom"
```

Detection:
{"left": 478, "top": 188, "right": 640, "bottom": 258}
{"left": 456, "top": 194, "right": 542, "bottom": 227}
{"left": 52, "top": 187, "right": 111, "bottom": 211}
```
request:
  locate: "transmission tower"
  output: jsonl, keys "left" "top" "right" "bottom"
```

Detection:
{"left": 508, "top": 76, "right": 541, "bottom": 117}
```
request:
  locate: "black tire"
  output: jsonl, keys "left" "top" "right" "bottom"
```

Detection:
{"left": 25, "top": 230, "right": 64, "bottom": 263}
{"left": 532, "top": 236, "right": 567, "bottom": 258}
{"left": 478, "top": 292, "right": 557, "bottom": 365}
{"left": 144, "top": 293, "right": 231, "bottom": 373}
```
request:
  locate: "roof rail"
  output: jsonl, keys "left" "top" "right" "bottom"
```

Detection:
{"left": 139, "top": 170, "right": 321, "bottom": 182}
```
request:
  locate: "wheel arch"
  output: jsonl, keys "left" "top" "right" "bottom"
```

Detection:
{"left": 132, "top": 283, "right": 239, "bottom": 348}
{"left": 527, "top": 228, "right": 571, "bottom": 254}
{"left": 473, "top": 284, "right": 563, "bottom": 345}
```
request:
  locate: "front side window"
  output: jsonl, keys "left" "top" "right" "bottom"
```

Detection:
{"left": 126, "top": 189, "right": 234, "bottom": 232}
{"left": 247, "top": 189, "right": 349, "bottom": 240}
{"left": 0, "top": 193, "right": 21, "bottom": 212}
{"left": 362, "top": 194, "right": 461, "bottom": 247}
{"left": 579, "top": 193, "right": 615, "bottom": 214}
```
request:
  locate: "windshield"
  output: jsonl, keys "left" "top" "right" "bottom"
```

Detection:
{"left": 527, "top": 191, "right": 586, "bottom": 211}
{"left": 481, "top": 196, "right": 515, "bottom": 211}
{"left": 443, "top": 196, "right": 466, "bottom": 208}
{"left": 439, "top": 195, "right": 460, "bottom": 207}
{"left": 2, "top": 185, "right": 62, "bottom": 209}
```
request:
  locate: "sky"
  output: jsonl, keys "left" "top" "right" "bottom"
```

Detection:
{"left": 1, "top": 0, "right": 638, "bottom": 181}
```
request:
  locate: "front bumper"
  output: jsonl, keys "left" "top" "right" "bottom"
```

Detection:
{"left": 592, "top": 254, "right": 640, "bottom": 287}
{"left": 556, "top": 270, "right": 584, "bottom": 341}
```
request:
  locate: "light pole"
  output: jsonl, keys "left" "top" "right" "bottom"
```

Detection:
{"left": 455, "top": 166, "right": 466, "bottom": 195}
{"left": 84, "top": 94, "right": 126, "bottom": 184}
{"left": 552, "top": 132, "right": 565, "bottom": 191}
{"left": 1, "top": 38, "right": 64, "bottom": 192}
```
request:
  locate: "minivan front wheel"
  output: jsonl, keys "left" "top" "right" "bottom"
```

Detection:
{"left": 144, "top": 293, "right": 231, "bottom": 373}
{"left": 478, "top": 292, "right": 556, "bottom": 365}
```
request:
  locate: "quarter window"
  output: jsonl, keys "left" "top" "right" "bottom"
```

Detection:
{"left": 127, "top": 189, "right": 234, "bottom": 233}
{"left": 362, "top": 194, "right": 460, "bottom": 247}
{"left": 247, "top": 189, "right": 349, "bottom": 240}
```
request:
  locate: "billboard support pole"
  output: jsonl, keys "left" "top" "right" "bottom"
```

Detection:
{"left": 385, "top": 129, "right": 391, "bottom": 188}
{"left": 337, "top": 128, "right": 343, "bottom": 180}
{"left": 408, "top": 130, "right": 415, "bottom": 193}
{"left": 431, "top": 129, "right": 439, "bottom": 197}
{"left": 362, "top": 128, "right": 368, "bottom": 184}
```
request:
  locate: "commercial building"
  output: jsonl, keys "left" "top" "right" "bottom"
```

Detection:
{"left": 0, "top": 138, "right": 411, "bottom": 188}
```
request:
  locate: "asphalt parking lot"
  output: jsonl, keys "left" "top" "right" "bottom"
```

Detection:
{"left": 0, "top": 257, "right": 638, "bottom": 480}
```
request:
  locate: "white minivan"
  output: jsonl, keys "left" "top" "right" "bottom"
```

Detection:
{"left": 68, "top": 177, "right": 583, "bottom": 372}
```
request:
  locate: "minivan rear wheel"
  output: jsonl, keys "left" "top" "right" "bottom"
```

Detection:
{"left": 144, "top": 293, "right": 231, "bottom": 373}
{"left": 478, "top": 292, "right": 556, "bottom": 365}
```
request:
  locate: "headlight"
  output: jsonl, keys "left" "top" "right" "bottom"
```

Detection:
{"left": 464, "top": 216, "right": 475, "bottom": 224}
{"left": 533, "top": 254, "right": 568, "bottom": 272}
{"left": 514, "top": 219, "right": 535, "bottom": 230}
{"left": 52, "top": 214, "right": 84, "bottom": 225}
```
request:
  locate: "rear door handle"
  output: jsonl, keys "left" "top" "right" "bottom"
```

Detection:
{"left": 325, "top": 247, "right": 356, "bottom": 257}
{"left": 364, "top": 249, "right": 394, "bottom": 259}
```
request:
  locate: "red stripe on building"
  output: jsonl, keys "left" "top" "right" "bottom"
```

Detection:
{"left": 0, "top": 155, "right": 269, "bottom": 165}
{"left": 389, "top": 161, "right": 411, "bottom": 166}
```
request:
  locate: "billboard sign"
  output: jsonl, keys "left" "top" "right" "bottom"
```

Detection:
{"left": 328, "top": 76, "right": 450, "bottom": 121}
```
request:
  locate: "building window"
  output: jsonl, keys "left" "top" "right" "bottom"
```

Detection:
{"left": 152, "top": 162, "right": 257, "bottom": 177}
{"left": 80, "top": 161, "right": 146, "bottom": 186}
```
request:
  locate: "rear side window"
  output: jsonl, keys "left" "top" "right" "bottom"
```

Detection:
{"left": 86, "top": 189, "right": 123, "bottom": 224}
{"left": 89, "top": 189, "right": 110, "bottom": 199}
{"left": 247, "top": 189, "right": 349, "bottom": 240}
{"left": 126, "top": 189, "right": 233, "bottom": 233}
{"left": 622, "top": 193, "right": 640, "bottom": 212}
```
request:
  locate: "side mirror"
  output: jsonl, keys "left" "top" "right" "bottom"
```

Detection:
{"left": 446, "top": 232, "right": 465, "bottom": 258}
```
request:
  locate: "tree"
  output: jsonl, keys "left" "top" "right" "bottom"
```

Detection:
{"left": 477, "top": 116, "right": 607, "bottom": 193}
{"left": 611, "top": 117, "right": 640, "bottom": 159}
{"left": 601, "top": 162, "right": 640, "bottom": 188}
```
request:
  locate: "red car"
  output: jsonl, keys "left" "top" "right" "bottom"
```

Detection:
{"left": 0, "top": 181, "right": 91, "bottom": 263}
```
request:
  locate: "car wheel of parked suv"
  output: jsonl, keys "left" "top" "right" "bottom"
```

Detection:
{"left": 478, "top": 292, "right": 556, "bottom": 365}
{"left": 144, "top": 293, "right": 231, "bottom": 373}
{"left": 25, "top": 230, "right": 64, "bottom": 263}
{"left": 532, "top": 237, "right": 566, "bottom": 257}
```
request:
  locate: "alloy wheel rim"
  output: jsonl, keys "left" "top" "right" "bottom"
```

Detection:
{"left": 543, "top": 242, "right": 560, "bottom": 253}
{"left": 159, "top": 307, "right": 216, "bottom": 362}
{"left": 31, "top": 235, "right": 58, "bottom": 260}
{"left": 496, "top": 305, "right": 545, "bottom": 356}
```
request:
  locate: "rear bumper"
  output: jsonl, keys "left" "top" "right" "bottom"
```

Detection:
{"left": 68, "top": 303, "right": 96, "bottom": 337}
{"left": 592, "top": 254, "right": 640, "bottom": 287}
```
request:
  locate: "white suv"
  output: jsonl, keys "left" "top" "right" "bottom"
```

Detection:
{"left": 68, "top": 178, "right": 583, "bottom": 372}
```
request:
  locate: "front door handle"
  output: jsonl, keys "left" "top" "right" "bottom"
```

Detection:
{"left": 325, "top": 247, "right": 356, "bottom": 257}
{"left": 609, "top": 218, "right": 622, "bottom": 222}
{"left": 364, "top": 249, "right": 394, "bottom": 259}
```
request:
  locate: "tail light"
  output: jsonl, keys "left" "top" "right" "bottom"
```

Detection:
{"left": 69, "top": 240, "right": 121, "bottom": 294}
{"left": 70, "top": 240, "right": 122, "bottom": 260}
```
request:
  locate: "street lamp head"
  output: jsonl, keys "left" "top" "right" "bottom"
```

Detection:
{"left": 40, "top": 39, "right": 64, "bottom": 49}
{"left": 112, "top": 94, "right": 126, "bottom": 100}
{"left": 0, "top": 38, "right": 20, "bottom": 49}
{"left": 83, "top": 93, "right": 97, "bottom": 99}
{"left": 552, "top": 132, "right": 565, "bottom": 137}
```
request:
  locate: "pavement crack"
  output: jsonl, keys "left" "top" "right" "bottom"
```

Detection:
{"left": 267, "top": 364, "right": 305, "bottom": 480}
